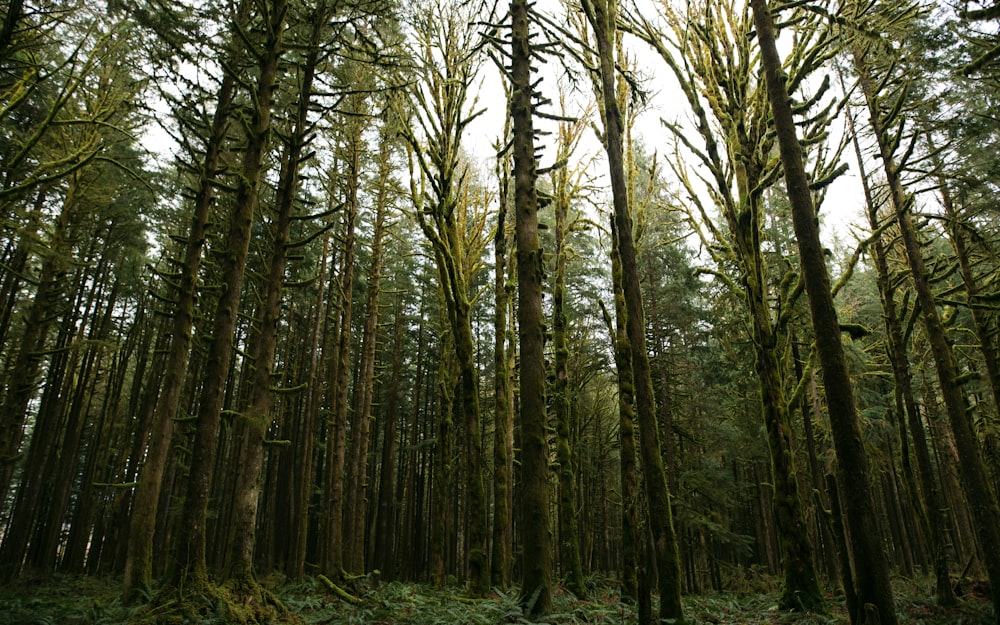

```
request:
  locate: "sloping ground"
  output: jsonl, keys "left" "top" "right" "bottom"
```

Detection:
{"left": 0, "top": 574, "right": 992, "bottom": 624}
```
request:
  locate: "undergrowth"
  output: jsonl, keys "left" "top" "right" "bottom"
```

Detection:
{"left": 0, "top": 573, "right": 993, "bottom": 624}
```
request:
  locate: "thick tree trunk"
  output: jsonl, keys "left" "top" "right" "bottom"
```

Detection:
{"left": 749, "top": 2, "right": 898, "bottom": 623}
{"left": 582, "top": 0, "right": 683, "bottom": 620}
{"left": 225, "top": 0, "right": 291, "bottom": 585}
{"left": 510, "top": 0, "right": 553, "bottom": 612}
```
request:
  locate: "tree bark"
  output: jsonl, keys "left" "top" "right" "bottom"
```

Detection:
{"left": 491, "top": 153, "right": 514, "bottom": 589}
{"left": 845, "top": 100, "right": 956, "bottom": 606}
{"left": 172, "top": 0, "right": 285, "bottom": 587}
{"left": 122, "top": 7, "right": 244, "bottom": 596}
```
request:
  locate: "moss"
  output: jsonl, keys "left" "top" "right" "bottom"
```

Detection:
{"left": 129, "top": 577, "right": 301, "bottom": 625}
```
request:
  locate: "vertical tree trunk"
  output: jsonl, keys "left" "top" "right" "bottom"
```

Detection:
{"left": 491, "top": 155, "right": 514, "bottom": 589}
{"left": 510, "top": 0, "right": 553, "bottom": 612}
{"left": 373, "top": 295, "right": 404, "bottom": 578}
{"left": 581, "top": 0, "right": 684, "bottom": 619}
{"left": 320, "top": 111, "right": 362, "bottom": 578}
{"left": 344, "top": 122, "right": 392, "bottom": 574}
{"left": 122, "top": 5, "right": 245, "bottom": 595}
{"left": 750, "top": 2, "right": 898, "bottom": 623}
{"left": 224, "top": 0, "right": 293, "bottom": 588}
{"left": 551, "top": 124, "right": 586, "bottom": 601}
{"left": 599, "top": 239, "right": 638, "bottom": 603}
{"left": 172, "top": 0, "right": 285, "bottom": 588}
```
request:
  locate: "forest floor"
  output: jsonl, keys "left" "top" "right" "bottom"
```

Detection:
{"left": 0, "top": 572, "right": 993, "bottom": 625}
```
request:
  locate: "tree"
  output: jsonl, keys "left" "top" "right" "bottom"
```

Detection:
{"left": 169, "top": 0, "right": 287, "bottom": 601}
{"left": 509, "top": 0, "right": 553, "bottom": 612}
{"left": 122, "top": 0, "right": 250, "bottom": 600}
{"left": 548, "top": 94, "right": 591, "bottom": 599}
{"left": 750, "top": 1, "right": 898, "bottom": 623}
{"left": 397, "top": 0, "right": 491, "bottom": 594}
{"left": 626, "top": 0, "right": 836, "bottom": 609}
{"left": 845, "top": 3, "right": 1000, "bottom": 605}
{"left": 580, "top": 0, "right": 684, "bottom": 620}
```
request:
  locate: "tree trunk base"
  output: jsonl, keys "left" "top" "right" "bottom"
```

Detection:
{"left": 130, "top": 576, "right": 300, "bottom": 624}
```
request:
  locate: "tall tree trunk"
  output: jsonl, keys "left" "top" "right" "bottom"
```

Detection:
{"left": 749, "top": 2, "right": 898, "bottom": 623}
{"left": 172, "top": 0, "right": 284, "bottom": 588}
{"left": 344, "top": 122, "right": 391, "bottom": 575}
{"left": 581, "top": 0, "right": 683, "bottom": 620}
{"left": 510, "top": 0, "right": 553, "bottom": 612}
{"left": 845, "top": 101, "right": 956, "bottom": 606}
{"left": 936, "top": 165, "right": 1000, "bottom": 481}
{"left": 491, "top": 154, "right": 514, "bottom": 589}
{"left": 850, "top": 40, "right": 1000, "bottom": 610}
{"left": 0, "top": 174, "right": 78, "bottom": 580}
{"left": 599, "top": 239, "right": 638, "bottom": 603}
{"left": 551, "top": 123, "right": 586, "bottom": 601}
{"left": 225, "top": 0, "right": 292, "bottom": 588}
{"left": 122, "top": 7, "right": 245, "bottom": 596}
{"left": 0, "top": 187, "right": 73, "bottom": 523}
{"left": 320, "top": 149, "right": 357, "bottom": 579}
{"left": 373, "top": 294, "right": 404, "bottom": 578}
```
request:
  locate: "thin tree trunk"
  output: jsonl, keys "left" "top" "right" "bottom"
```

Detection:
{"left": 552, "top": 126, "right": 586, "bottom": 601}
{"left": 491, "top": 153, "right": 514, "bottom": 589}
{"left": 599, "top": 245, "right": 638, "bottom": 603}
{"left": 344, "top": 123, "right": 392, "bottom": 574}
{"left": 581, "top": 0, "right": 683, "bottom": 619}
{"left": 844, "top": 98, "right": 956, "bottom": 606}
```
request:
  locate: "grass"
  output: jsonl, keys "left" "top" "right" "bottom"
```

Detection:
{"left": 0, "top": 573, "right": 993, "bottom": 624}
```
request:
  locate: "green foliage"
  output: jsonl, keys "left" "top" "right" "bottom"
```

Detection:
{"left": 0, "top": 575, "right": 995, "bottom": 625}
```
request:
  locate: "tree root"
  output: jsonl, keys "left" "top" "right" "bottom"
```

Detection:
{"left": 128, "top": 576, "right": 301, "bottom": 624}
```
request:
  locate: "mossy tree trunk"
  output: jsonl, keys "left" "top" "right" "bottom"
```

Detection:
{"left": 580, "top": 0, "right": 683, "bottom": 620}
{"left": 397, "top": 5, "right": 491, "bottom": 591}
{"left": 851, "top": 24, "right": 1000, "bottom": 605}
{"left": 491, "top": 144, "right": 515, "bottom": 589}
{"left": 750, "top": 1, "right": 898, "bottom": 622}
{"left": 550, "top": 105, "right": 588, "bottom": 600}
{"left": 510, "top": 0, "right": 553, "bottom": 612}
{"left": 844, "top": 101, "right": 957, "bottom": 606}
{"left": 850, "top": 42, "right": 1000, "bottom": 610}
{"left": 599, "top": 229, "right": 638, "bottom": 604}
{"left": 172, "top": 0, "right": 286, "bottom": 591}
{"left": 628, "top": 3, "right": 828, "bottom": 608}
{"left": 122, "top": 0, "right": 254, "bottom": 599}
